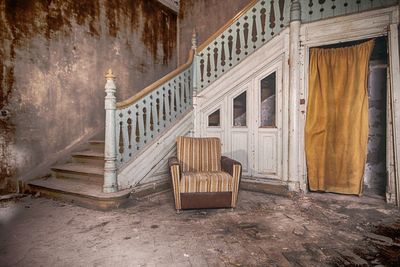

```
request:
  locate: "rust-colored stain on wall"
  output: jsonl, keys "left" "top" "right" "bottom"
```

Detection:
{"left": 4, "top": 0, "right": 100, "bottom": 39}
{"left": 1, "top": 0, "right": 176, "bottom": 107}
{"left": 1, "top": 0, "right": 101, "bottom": 109}
{"left": 178, "top": 0, "right": 194, "bottom": 20}
{"left": 105, "top": 0, "right": 177, "bottom": 64}
{"left": 0, "top": 0, "right": 177, "bottom": 190}
{"left": 141, "top": 0, "right": 177, "bottom": 64}
{"left": 0, "top": 120, "right": 15, "bottom": 189}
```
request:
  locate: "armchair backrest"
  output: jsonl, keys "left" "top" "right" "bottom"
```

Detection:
{"left": 176, "top": 136, "right": 221, "bottom": 172}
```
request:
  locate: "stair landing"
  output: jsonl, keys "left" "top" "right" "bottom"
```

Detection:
{"left": 28, "top": 177, "right": 131, "bottom": 210}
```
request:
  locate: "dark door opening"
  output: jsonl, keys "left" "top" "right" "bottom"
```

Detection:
{"left": 364, "top": 37, "right": 388, "bottom": 197}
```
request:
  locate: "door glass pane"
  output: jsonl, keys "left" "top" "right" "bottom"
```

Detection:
{"left": 260, "top": 72, "right": 276, "bottom": 127}
{"left": 233, "top": 91, "right": 246, "bottom": 126}
{"left": 208, "top": 109, "right": 220, "bottom": 126}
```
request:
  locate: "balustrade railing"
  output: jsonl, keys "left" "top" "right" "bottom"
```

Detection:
{"left": 196, "top": 0, "right": 291, "bottom": 91}
{"left": 115, "top": 56, "right": 194, "bottom": 165}
{"left": 301, "top": 0, "right": 398, "bottom": 22}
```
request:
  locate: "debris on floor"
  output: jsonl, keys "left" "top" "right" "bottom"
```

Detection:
{"left": 0, "top": 190, "right": 399, "bottom": 266}
{"left": 0, "top": 193, "right": 27, "bottom": 202}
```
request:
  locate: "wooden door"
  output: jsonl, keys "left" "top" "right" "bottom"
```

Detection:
{"left": 252, "top": 64, "right": 282, "bottom": 179}
{"left": 202, "top": 63, "right": 282, "bottom": 180}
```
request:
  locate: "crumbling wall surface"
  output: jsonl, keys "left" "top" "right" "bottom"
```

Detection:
{"left": 0, "top": 0, "right": 177, "bottom": 190}
{"left": 178, "top": 0, "right": 249, "bottom": 65}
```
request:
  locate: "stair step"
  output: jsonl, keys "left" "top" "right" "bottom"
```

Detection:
{"left": 89, "top": 140, "right": 105, "bottom": 152}
{"left": 28, "top": 177, "right": 131, "bottom": 210}
{"left": 51, "top": 163, "right": 103, "bottom": 185}
{"left": 72, "top": 150, "right": 104, "bottom": 165}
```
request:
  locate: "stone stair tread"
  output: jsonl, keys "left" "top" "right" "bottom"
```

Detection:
{"left": 72, "top": 150, "right": 104, "bottom": 158}
{"left": 51, "top": 163, "right": 104, "bottom": 176}
{"left": 29, "top": 177, "right": 131, "bottom": 199}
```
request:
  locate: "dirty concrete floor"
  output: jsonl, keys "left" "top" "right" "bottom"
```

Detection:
{"left": 0, "top": 190, "right": 399, "bottom": 266}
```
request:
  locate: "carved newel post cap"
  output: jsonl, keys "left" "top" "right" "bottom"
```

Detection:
{"left": 105, "top": 68, "right": 116, "bottom": 80}
{"left": 290, "top": 0, "right": 301, "bottom": 22}
{"left": 191, "top": 29, "right": 197, "bottom": 49}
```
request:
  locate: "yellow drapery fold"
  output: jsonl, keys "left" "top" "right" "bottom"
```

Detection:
{"left": 305, "top": 40, "right": 375, "bottom": 195}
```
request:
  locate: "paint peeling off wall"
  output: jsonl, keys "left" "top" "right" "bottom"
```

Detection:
{"left": 0, "top": 0, "right": 177, "bottom": 190}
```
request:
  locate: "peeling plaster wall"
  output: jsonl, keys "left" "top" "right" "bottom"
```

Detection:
{"left": 178, "top": 0, "right": 249, "bottom": 65}
{"left": 0, "top": 0, "right": 177, "bottom": 190}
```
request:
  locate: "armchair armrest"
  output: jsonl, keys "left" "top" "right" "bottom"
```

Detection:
{"left": 169, "top": 156, "right": 181, "bottom": 210}
{"left": 221, "top": 156, "right": 242, "bottom": 208}
{"left": 168, "top": 157, "right": 180, "bottom": 167}
{"left": 221, "top": 156, "right": 241, "bottom": 176}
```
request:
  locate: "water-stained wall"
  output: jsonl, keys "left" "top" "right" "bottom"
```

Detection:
{"left": 364, "top": 37, "right": 388, "bottom": 197}
{"left": 178, "top": 0, "right": 249, "bottom": 65}
{"left": 0, "top": 0, "right": 177, "bottom": 190}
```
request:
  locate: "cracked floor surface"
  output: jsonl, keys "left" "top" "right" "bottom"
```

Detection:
{"left": 0, "top": 190, "right": 399, "bottom": 266}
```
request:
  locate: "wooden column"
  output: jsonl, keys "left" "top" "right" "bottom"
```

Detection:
{"left": 103, "top": 69, "right": 118, "bottom": 193}
{"left": 389, "top": 23, "right": 400, "bottom": 205}
{"left": 191, "top": 30, "right": 201, "bottom": 137}
{"left": 288, "top": 0, "right": 301, "bottom": 191}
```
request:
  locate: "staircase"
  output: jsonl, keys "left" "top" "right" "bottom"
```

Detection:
{"left": 28, "top": 137, "right": 132, "bottom": 210}
{"left": 26, "top": 0, "right": 400, "bottom": 209}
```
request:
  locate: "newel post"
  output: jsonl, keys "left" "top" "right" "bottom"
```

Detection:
{"left": 288, "top": 0, "right": 301, "bottom": 192}
{"left": 191, "top": 29, "right": 201, "bottom": 137}
{"left": 103, "top": 69, "right": 118, "bottom": 193}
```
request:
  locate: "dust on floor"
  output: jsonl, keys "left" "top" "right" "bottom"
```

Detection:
{"left": 0, "top": 190, "right": 399, "bottom": 266}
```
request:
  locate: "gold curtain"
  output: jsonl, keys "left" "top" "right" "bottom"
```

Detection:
{"left": 305, "top": 40, "right": 375, "bottom": 195}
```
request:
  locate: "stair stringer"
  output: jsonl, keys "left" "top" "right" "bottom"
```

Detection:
{"left": 117, "top": 111, "right": 194, "bottom": 190}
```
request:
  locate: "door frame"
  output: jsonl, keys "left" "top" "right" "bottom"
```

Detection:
{"left": 298, "top": 6, "right": 400, "bottom": 203}
{"left": 251, "top": 60, "right": 284, "bottom": 180}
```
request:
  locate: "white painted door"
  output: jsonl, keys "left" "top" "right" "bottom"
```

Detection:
{"left": 202, "top": 60, "right": 283, "bottom": 180}
{"left": 228, "top": 87, "right": 251, "bottom": 176}
{"left": 252, "top": 64, "right": 282, "bottom": 179}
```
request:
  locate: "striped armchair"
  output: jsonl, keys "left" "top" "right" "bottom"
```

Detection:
{"left": 169, "top": 136, "right": 242, "bottom": 211}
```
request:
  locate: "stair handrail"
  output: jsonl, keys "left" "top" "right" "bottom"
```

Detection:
{"left": 113, "top": 46, "right": 196, "bottom": 164}
{"left": 116, "top": 49, "right": 195, "bottom": 109}
{"left": 196, "top": 0, "right": 259, "bottom": 52}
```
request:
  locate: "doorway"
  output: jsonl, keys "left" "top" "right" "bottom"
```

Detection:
{"left": 306, "top": 37, "right": 388, "bottom": 196}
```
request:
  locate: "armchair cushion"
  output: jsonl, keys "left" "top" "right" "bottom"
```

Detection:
{"left": 177, "top": 136, "right": 221, "bottom": 172}
{"left": 180, "top": 172, "right": 233, "bottom": 193}
{"left": 170, "top": 137, "right": 242, "bottom": 211}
